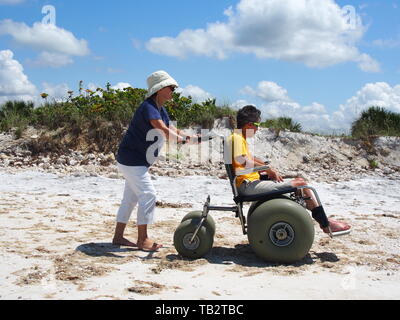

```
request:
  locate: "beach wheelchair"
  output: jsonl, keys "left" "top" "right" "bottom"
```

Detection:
{"left": 173, "top": 137, "right": 325, "bottom": 263}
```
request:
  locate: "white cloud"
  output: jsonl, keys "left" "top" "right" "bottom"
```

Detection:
{"left": 0, "top": 19, "right": 90, "bottom": 68}
{"left": 87, "top": 83, "right": 100, "bottom": 92}
{"left": 338, "top": 82, "right": 400, "bottom": 118}
{"left": 41, "top": 82, "right": 134, "bottom": 100}
{"left": 179, "top": 85, "right": 214, "bottom": 103}
{"left": 356, "top": 53, "right": 381, "bottom": 73}
{"left": 241, "top": 81, "right": 291, "bottom": 102}
{"left": 111, "top": 82, "right": 132, "bottom": 90}
{"left": 0, "top": 50, "right": 37, "bottom": 104}
{"left": 234, "top": 80, "right": 400, "bottom": 133}
{"left": 0, "top": 20, "right": 90, "bottom": 56}
{"left": 41, "top": 82, "right": 71, "bottom": 102}
{"left": 147, "top": 25, "right": 232, "bottom": 60}
{"left": 146, "top": 0, "right": 379, "bottom": 72}
{"left": 229, "top": 99, "right": 251, "bottom": 110}
{"left": 29, "top": 51, "right": 74, "bottom": 68}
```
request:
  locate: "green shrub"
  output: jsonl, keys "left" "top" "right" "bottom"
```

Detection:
{"left": 0, "top": 101, "right": 34, "bottom": 133}
{"left": 260, "top": 117, "right": 302, "bottom": 133}
{"left": 165, "top": 95, "right": 236, "bottom": 128}
{"left": 369, "top": 159, "right": 379, "bottom": 169}
{"left": 0, "top": 84, "right": 238, "bottom": 154}
{"left": 351, "top": 106, "right": 400, "bottom": 138}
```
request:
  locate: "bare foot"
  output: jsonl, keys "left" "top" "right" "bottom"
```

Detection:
{"left": 322, "top": 219, "right": 351, "bottom": 234}
{"left": 138, "top": 239, "right": 163, "bottom": 252}
{"left": 112, "top": 237, "right": 138, "bottom": 247}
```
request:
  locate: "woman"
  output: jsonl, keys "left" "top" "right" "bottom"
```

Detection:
{"left": 113, "top": 71, "right": 196, "bottom": 251}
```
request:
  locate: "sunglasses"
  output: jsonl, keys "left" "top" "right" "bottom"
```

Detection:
{"left": 169, "top": 86, "right": 177, "bottom": 92}
{"left": 251, "top": 122, "right": 261, "bottom": 127}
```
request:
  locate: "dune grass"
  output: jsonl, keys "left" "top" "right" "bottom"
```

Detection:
{"left": 0, "top": 85, "right": 236, "bottom": 153}
{"left": 1, "top": 89, "right": 399, "bottom": 155}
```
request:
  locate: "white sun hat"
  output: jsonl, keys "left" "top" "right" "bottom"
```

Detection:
{"left": 145, "top": 70, "right": 179, "bottom": 99}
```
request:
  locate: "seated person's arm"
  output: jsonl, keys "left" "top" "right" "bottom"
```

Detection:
{"left": 236, "top": 155, "right": 283, "bottom": 182}
{"left": 253, "top": 156, "right": 268, "bottom": 167}
{"left": 235, "top": 155, "right": 257, "bottom": 169}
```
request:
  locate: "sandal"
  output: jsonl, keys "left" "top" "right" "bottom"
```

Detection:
{"left": 322, "top": 219, "right": 351, "bottom": 237}
{"left": 138, "top": 240, "right": 163, "bottom": 252}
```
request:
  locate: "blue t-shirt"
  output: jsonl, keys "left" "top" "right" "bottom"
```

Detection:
{"left": 117, "top": 98, "right": 171, "bottom": 167}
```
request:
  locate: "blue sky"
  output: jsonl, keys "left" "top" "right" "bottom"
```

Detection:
{"left": 0, "top": 0, "right": 399, "bottom": 133}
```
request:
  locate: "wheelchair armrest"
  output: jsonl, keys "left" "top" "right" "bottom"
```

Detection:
{"left": 236, "top": 165, "right": 270, "bottom": 176}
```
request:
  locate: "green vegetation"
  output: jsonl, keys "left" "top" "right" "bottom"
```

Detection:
{"left": 2, "top": 87, "right": 399, "bottom": 156}
{"left": 351, "top": 106, "right": 400, "bottom": 138}
{"left": 369, "top": 159, "right": 379, "bottom": 169}
{"left": 0, "top": 83, "right": 236, "bottom": 154}
{"left": 260, "top": 117, "right": 302, "bottom": 133}
{"left": 0, "top": 101, "right": 34, "bottom": 133}
{"left": 0, "top": 84, "right": 236, "bottom": 132}
{"left": 165, "top": 96, "right": 236, "bottom": 129}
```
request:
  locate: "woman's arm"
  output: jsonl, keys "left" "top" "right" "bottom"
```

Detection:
{"left": 169, "top": 123, "right": 200, "bottom": 143}
{"left": 169, "top": 123, "right": 182, "bottom": 136}
{"left": 150, "top": 120, "right": 187, "bottom": 143}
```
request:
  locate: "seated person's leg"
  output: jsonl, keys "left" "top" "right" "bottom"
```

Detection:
{"left": 238, "top": 179, "right": 293, "bottom": 196}
{"left": 296, "top": 181, "right": 351, "bottom": 234}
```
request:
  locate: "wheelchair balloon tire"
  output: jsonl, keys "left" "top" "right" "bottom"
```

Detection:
{"left": 174, "top": 219, "right": 214, "bottom": 259}
{"left": 247, "top": 198, "right": 315, "bottom": 263}
{"left": 181, "top": 211, "right": 216, "bottom": 236}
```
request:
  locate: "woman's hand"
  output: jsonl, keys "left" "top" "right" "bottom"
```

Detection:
{"left": 178, "top": 135, "right": 201, "bottom": 145}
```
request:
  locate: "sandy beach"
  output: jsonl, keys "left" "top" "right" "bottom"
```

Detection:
{"left": 0, "top": 167, "right": 399, "bottom": 300}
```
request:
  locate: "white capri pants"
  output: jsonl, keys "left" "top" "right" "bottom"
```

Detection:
{"left": 116, "top": 163, "right": 157, "bottom": 225}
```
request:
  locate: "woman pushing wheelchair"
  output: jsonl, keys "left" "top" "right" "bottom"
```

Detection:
{"left": 113, "top": 71, "right": 200, "bottom": 251}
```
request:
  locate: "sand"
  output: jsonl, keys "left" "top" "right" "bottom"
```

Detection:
{"left": 0, "top": 168, "right": 399, "bottom": 300}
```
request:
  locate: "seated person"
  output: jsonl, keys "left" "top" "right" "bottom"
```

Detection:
{"left": 227, "top": 105, "right": 351, "bottom": 236}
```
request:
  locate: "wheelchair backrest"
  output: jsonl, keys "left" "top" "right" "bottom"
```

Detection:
{"left": 225, "top": 163, "right": 236, "bottom": 184}
{"left": 222, "top": 138, "right": 238, "bottom": 196}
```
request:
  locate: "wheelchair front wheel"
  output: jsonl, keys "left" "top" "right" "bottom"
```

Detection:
{"left": 174, "top": 219, "right": 214, "bottom": 259}
{"left": 181, "top": 211, "right": 216, "bottom": 236}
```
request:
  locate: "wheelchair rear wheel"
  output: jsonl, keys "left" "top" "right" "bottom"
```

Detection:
{"left": 174, "top": 219, "right": 214, "bottom": 259}
{"left": 247, "top": 198, "right": 314, "bottom": 263}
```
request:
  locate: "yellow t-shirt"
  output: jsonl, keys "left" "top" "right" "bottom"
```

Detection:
{"left": 227, "top": 132, "right": 260, "bottom": 187}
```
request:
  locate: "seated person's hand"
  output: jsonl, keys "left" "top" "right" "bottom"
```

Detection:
{"left": 267, "top": 168, "right": 284, "bottom": 183}
{"left": 259, "top": 170, "right": 270, "bottom": 181}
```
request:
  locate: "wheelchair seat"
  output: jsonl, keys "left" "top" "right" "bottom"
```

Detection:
{"left": 224, "top": 163, "right": 297, "bottom": 204}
